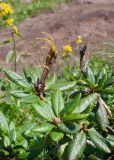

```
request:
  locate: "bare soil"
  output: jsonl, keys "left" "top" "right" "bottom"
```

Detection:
{"left": 0, "top": 0, "right": 114, "bottom": 72}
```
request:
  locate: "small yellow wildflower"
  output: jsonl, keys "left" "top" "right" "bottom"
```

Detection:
{"left": 64, "top": 45, "right": 73, "bottom": 53}
{"left": 0, "top": 2, "right": 13, "bottom": 17}
{"left": 0, "top": 10, "right": 6, "bottom": 17}
{"left": 6, "top": 18, "right": 14, "bottom": 26}
{"left": 63, "top": 45, "right": 73, "bottom": 57}
{"left": 14, "top": 26, "right": 19, "bottom": 33}
{"left": 76, "top": 35, "right": 83, "bottom": 44}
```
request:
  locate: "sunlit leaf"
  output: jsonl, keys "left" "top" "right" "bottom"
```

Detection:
{"left": 6, "top": 51, "right": 14, "bottom": 63}
{"left": 64, "top": 132, "right": 86, "bottom": 160}
{"left": 52, "top": 90, "right": 64, "bottom": 116}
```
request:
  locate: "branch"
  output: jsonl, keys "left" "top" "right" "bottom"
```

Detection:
{"left": 34, "top": 47, "right": 57, "bottom": 99}
{"left": 79, "top": 44, "right": 87, "bottom": 72}
{"left": 99, "top": 97, "right": 112, "bottom": 118}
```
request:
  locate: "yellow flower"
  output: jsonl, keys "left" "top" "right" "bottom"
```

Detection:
{"left": 76, "top": 35, "right": 83, "bottom": 44}
{"left": 63, "top": 45, "right": 73, "bottom": 53}
{"left": 0, "top": 10, "right": 7, "bottom": 17}
{"left": 14, "top": 26, "right": 19, "bottom": 33}
{"left": 63, "top": 45, "right": 73, "bottom": 57}
{"left": 0, "top": 2, "right": 13, "bottom": 17}
{"left": 6, "top": 18, "right": 14, "bottom": 26}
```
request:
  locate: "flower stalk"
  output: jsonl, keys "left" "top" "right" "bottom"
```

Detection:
{"left": 34, "top": 47, "right": 57, "bottom": 99}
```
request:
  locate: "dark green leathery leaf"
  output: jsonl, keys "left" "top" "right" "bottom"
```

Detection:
{"left": 33, "top": 123, "right": 55, "bottom": 133}
{"left": 63, "top": 113, "right": 89, "bottom": 121}
{"left": 96, "top": 101, "right": 109, "bottom": 130}
{"left": 21, "top": 94, "right": 39, "bottom": 104}
{"left": 4, "top": 69, "right": 31, "bottom": 89}
{"left": 61, "top": 93, "right": 81, "bottom": 115}
{"left": 58, "top": 122, "right": 80, "bottom": 134}
{"left": 23, "top": 65, "right": 33, "bottom": 83}
{"left": 10, "top": 90, "right": 30, "bottom": 98}
{"left": 64, "top": 131, "right": 86, "bottom": 160}
{"left": 96, "top": 67, "right": 107, "bottom": 84}
{"left": 52, "top": 90, "right": 64, "bottom": 116}
{"left": 86, "top": 66, "right": 95, "bottom": 85}
{"left": 88, "top": 128, "right": 111, "bottom": 153}
{"left": 72, "top": 93, "right": 98, "bottom": 113}
{"left": 0, "top": 111, "right": 9, "bottom": 132}
{"left": 50, "top": 132, "right": 64, "bottom": 142}
{"left": 102, "top": 87, "right": 114, "bottom": 94}
{"left": 107, "top": 135, "right": 114, "bottom": 148}
{"left": 107, "top": 135, "right": 114, "bottom": 141}
{"left": 45, "top": 73, "right": 56, "bottom": 89}
{"left": 48, "top": 81, "right": 76, "bottom": 91}
{"left": 34, "top": 102, "right": 55, "bottom": 122}
{"left": 98, "top": 73, "right": 107, "bottom": 89}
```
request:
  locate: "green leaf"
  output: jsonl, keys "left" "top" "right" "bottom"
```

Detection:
{"left": 23, "top": 65, "right": 33, "bottom": 83}
{"left": 98, "top": 74, "right": 107, "bottom": 89}
{"left": 34, "top": 101, "right": 55, "bottom": 121}
{"left": 61, "top": 94, "right": 81, "bottom": 115}
{"left": 31, "top": 67, "right": 42, "bottom": 82}
{"left": 96, "top": 68, "right": 107, "bottom": 84}
{"left": 107, "top": 135, "right": 114, "bottom": 141}
{"left": 33, "top": 123, "right": 55, "bottom": 133}
{"left": 107, "top": 140, "right": 114, "bottom": 148}
{"left": 6, "top": 51, "right": 14, "bottom": 63}
{"left": 46, "top": 73, "right": 56, "bottom": 89}
{"left": 52, "top": 90, "right": 64, "bottom": 116}
{"left": 50, "top": 132, "right": 64, "bottom": 142}
{"left": 21, "top": 95, "right": 39, "bottom": 104}
{"left": 9, "top": 121, "right": 16, "bottom": 142}
{"left": 60, "top": 142, "right": 68, "bottom": 157}
{"left": 63, "top": 113, "right": 89, "bottom": 121}
{"left": 48, "top": 81, "right": 76, "bottom": 91}
{"left": 102, "top": 87, "right": 114, "bottom": 94}
{"left": 86, "top": 66, "right": 95, "bottom": 85}
{"left": 0, "top": 111, "right": 9, "bottom": 132}
{"left": 28, "top": 137, "right": 47, "bottom": 159}
{"left": 76, "top": 79, "right": 88, "bottom": 85}
{"left": 72, "top": 93, "right": 98, "bottom": 113}
{"left": 88, "top": 128, "right": 111, "bottom": 153}
{"left": 20, "top": 123, "right": 36, "bottom": 135}
{"left": 107, "top": 135, "right": 114, "bottom": 148}
{"left": 10, "top": 90, "right": 30, "bottom": 98}
{"left": 96, "top": 101, "right": 109, "bottom": 130}
{"left": 82, "top": 103, "right": 94, "bottom": 114}
{"left": 64, "top": 132, "right": 86, "bottom": 160}
{"left": 58, "top": 122, "right": 80, "bottom": 134}
{"left": 16, "top": 149, "right": 28, "bottom": 159}
{"left": 4, "top": 136, "right": 10, "bottom": 147}
{"left": 4, "top": 70, "right": 31, "bottom": 89}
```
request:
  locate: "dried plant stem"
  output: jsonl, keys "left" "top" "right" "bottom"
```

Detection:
{"left": 34, "top": 47, "right": 57, "bottom": 99}
{"left": 99, "top": 97, "right": 112, "bottom": 118}
{"left": 79, "top": 44, "right": 87, "bottom": 72}
{"left": 87, "top": 140, "right": 96, "bottom": 148}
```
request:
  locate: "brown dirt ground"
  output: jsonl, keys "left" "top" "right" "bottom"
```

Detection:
{"left": 0, "top": 0, "right": 114, "bottom": 72}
